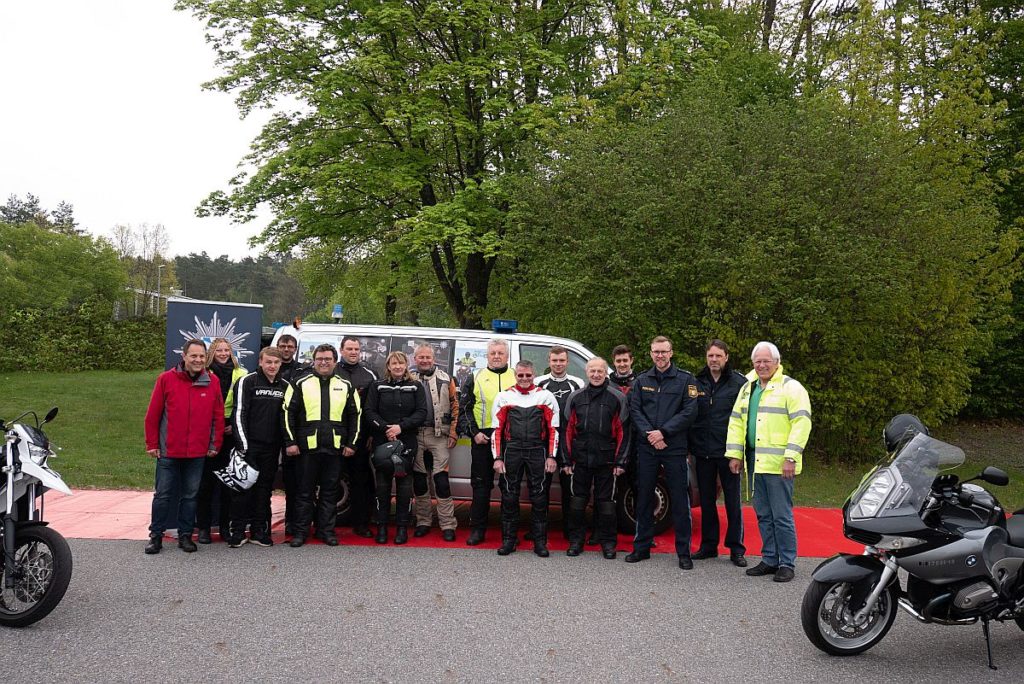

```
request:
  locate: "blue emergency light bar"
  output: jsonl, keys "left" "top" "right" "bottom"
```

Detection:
{"left": 491, "top": 319, "right": 518, "bottom": 334}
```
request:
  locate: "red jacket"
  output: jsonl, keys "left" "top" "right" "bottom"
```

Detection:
{"left": 145, "top": 363, "right": 225, "bottom": 458}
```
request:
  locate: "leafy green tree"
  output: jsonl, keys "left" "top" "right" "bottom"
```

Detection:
{"left": 172, "top": 251, "right": 317, "bottom": 325}
{"left": 506, "top": 78, "right": 1014, "bottom": 460}
{"left": 0, "top": 221, "right": 126, "bottom": 312}
{"left": 176, "top": 0, "right": 722, "bottom": 328}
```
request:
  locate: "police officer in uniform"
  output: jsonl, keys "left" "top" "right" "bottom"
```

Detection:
{"left": 625, "top": 335, "right": 700, "bottom": 569}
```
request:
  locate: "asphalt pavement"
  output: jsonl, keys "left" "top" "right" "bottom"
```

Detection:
{"left": 6, "top": 539, "right": 1022, "bottom": 682}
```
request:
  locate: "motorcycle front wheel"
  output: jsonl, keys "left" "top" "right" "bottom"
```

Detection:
{"left": 0, "top": 525, "right": 73, "bottom": 628}
{"left": 801, "top": 579, "right": 897, "bottom": 656}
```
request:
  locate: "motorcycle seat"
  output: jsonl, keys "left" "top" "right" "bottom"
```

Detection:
{"left": 1007, "top": 514, "right": 1024, "bottom": 547}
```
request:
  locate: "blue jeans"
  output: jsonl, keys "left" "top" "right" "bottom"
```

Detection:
{"left": 752, "top": 473, "right": 796, "bottom": 568}
{"left": 633, "top": 450, "right": 692, "bottom": 556}
{"left": 149, "top": 457, "right": 206, "bottom": 536}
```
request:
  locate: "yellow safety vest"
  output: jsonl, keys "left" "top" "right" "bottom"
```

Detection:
{"left": 284, "top": 373, "right": 360, "bottom": 451}
{"left": 473, "top": 367, "right": 516, "bottom": 430}
{"left": 725, "top": 364, "right": 812, "bottom": 475}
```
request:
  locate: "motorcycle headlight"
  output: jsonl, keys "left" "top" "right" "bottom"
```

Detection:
{"left": 27, "top": 444, "right": 53, "bottom": 465}
{"left": 849, "top": 469, "right": 895, "bottom": 519}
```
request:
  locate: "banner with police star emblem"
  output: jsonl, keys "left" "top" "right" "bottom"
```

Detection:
{"left": 165, "top": 298, "right": 264, "bottom": 371}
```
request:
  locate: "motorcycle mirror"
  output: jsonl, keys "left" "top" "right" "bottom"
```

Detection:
{"left": 979, "top": 466, "right": 1009, "bottom": 487}
{"left": 43, "top": 407, "right": 59, "bottom": 425}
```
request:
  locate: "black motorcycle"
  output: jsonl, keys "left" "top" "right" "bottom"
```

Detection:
{"left": 801, "top": 416, "right": 1024, "bottom": 669}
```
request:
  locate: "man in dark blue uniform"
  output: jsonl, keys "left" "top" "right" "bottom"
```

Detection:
{"left": 689, "top": 340, "right": 747, "bottom": 567}
{"left": 625, "top": 335, "right": 700, "bottom": 569}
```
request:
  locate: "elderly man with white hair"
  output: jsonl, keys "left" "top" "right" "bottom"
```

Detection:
{"left": 458, "top": 338, "right": 516, "bottom": 545}
{"left": 725, "top": 341, "right": 812, "bottom": 583}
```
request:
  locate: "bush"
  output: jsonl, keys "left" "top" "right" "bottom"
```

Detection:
{"left": 505, "top": 81, "right": 1016, "bottom": 463}
{"left": 0, "top": 299, "right": 163, "bottom": 372}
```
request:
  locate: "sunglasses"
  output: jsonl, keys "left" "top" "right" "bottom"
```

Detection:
{"left": 516, "top": 373, "right": 534, "bottom": 379}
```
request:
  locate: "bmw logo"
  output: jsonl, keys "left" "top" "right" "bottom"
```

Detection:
{"left": 966, "top": 555, "right": 978, "bottom": 567}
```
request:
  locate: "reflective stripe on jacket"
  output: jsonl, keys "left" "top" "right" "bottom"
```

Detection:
{"left": 724, "top": 364, "right": 811, "bottom": 475}
{"left": 283, "top": 372, "right": 361, "bottom": 452}
{"left": 222, "top": 366, "right": 248, "bottom": 419}
{"left": 459, "top": 367, "right": 516, "bottom": 435}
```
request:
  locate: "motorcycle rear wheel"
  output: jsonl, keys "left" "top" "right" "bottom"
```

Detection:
{"left": 801, "top": 579, "right": 897, "bottom": 656}
{"left": 0, "top": 525, "right": 73, "bottom": 628}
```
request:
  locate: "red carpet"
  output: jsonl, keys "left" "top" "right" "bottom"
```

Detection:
{"left": 44, "top": 490, "right": 861, "bottom": 557}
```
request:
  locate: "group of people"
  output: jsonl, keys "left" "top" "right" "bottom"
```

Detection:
{"left": 142, "top": 332, "right": 811, "bottom": 582}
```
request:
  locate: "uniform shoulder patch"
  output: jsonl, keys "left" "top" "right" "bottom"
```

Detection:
{"left": 688, "top": 385, "right": 699, "bottom": 398}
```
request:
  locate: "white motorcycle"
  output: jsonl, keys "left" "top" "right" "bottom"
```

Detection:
{"left": 1, "top": 407, "right": 73, "bottom": 627}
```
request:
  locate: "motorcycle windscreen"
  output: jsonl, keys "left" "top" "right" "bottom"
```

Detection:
{"left": 851, "top": 433, "right": 965, "bottom": 519}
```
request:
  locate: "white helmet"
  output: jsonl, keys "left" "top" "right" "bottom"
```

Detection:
{"left": 213, "top": 448, "right": 260, "bottom": 492}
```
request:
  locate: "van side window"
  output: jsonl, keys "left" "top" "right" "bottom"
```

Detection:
{"left": 392, "top": 337, "right": 456, "bottom": 377}
{"left": 519, "top": 344, "right": 588, "bottom": 379}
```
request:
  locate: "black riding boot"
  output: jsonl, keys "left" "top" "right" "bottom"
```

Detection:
{"left": 566, "top": 496, "right": 587, "bottom": 556}
{"left": 598, "top": 501, "right": 618, "bottom": 559}
{"left": 497, "top": 521, "right": 518, "bottom": 556}
{"left": 532, "top": 518, "right": 550, "bottom": 557}
{"left": 375, "top": 524, "right": 388, "bottom": 544}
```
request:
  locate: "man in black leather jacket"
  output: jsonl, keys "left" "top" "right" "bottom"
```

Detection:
{"left": 336, "top": 336, "right": 378, "bottom": 537}
{"left": 688, "top": 340, "right": 747, "bottom": 567}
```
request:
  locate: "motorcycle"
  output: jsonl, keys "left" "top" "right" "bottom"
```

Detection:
{"left": 801, "top": 415, "right": 1024, "bottom": 670}
{"left": 0, "top": 407, "right": 73, "bottom": 627}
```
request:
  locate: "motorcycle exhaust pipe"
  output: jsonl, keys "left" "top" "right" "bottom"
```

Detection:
{"left": 897, "top": 597, "right": 930, "bottom": 623}
{"left": 899, "top": 594, "right": 977, "bottom": 626}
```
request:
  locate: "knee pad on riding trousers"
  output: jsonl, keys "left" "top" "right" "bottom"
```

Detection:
{"left": 413, "top": 471, "right": 429, "bottom": 496}
{"left": 432, "top": 471, "right": 451, "bottom": 498}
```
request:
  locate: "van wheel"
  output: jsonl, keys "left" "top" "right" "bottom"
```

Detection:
{"left": 617, "top": 479, "right": 672, "bottom": 536}
{"left": 334, "top": 471, "right": 352, "bottom": 525}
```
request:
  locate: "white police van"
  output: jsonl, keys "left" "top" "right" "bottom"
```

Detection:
{"left": 271, "top": 321, "right": 683, "bottom": 533}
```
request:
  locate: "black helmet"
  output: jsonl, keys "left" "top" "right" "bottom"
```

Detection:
{"left": 371, "top": 439, "right": 409, "bottom": 478}
{"left": 883, "top": 414, "right": 929, "bottom": 453}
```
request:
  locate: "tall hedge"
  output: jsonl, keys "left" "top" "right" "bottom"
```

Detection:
{"left": 504, "top": 84, "right": 1016, "bottom": 462}
{"left": 0, "top": 299, "right": 164, "bottom": 372}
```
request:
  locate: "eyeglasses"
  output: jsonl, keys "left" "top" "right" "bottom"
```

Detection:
{"left": 314, "top": 358, "right": 334, "bottom": 364}
{"left": 516, "top": 373, "right": 534, "bottom": 379}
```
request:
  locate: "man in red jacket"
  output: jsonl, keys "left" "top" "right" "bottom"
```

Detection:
{"left": 144, "top": 338, "right": 224, "bottom": 554}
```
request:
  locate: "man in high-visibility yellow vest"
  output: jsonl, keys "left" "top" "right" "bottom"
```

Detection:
{"left": 726, "top": 341, "right": 811, "bottom": 583}
{"left": 458, "top": 338, "right": 516, "bottom": 545}
{"left": 283, "top": 343, "right": 361, "bottom": 547}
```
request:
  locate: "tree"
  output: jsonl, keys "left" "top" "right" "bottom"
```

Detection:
{"left": 0, "top": 220, "right": 126, "bottom": 312}
{"left": 506, "top": 78, "right": 1015, "bottom": 459}
{"left": 107, "top": 223, "right": 176, "bottom": 317}
{"left": 1, "top": 193, "right": 81, "bottom": 234}
{"left": 172, "top": 251, "right": 317, "bottom": 325}
{"left": 176, "top": 0, "right": 723, "bottom": 328}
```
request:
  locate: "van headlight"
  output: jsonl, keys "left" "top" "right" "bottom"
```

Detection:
{"left": 849, "top": 469, "right": 895, "bottom": 519}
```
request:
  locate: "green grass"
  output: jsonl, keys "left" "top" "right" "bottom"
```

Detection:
{"left": 795, "top": 420, "right": 1024, "bottom": 510}
{"left": 0, "top": 370, "right": 158, "bottom": 489}
{"left": 2, "top": 370, "right": 1023, "bottom": 510}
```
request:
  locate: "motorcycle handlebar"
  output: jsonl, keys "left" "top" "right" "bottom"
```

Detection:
{"left": 958, "top": 488, "right": 975, "bottom": 507}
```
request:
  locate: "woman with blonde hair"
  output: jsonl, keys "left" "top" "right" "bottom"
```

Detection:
{"left": 196, "top": 338, "right": 247, "bottom": 544}
{"left": 364, "top": 351, "right": 427, "bottom": 544}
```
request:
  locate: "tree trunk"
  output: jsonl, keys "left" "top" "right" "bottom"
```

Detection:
{"left": 762, "top": 0, "right": 777, "bottom": 50}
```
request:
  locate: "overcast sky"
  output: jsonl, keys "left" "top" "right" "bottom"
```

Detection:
{"left": 0, "top": 1, "right": 269, "bottom": 259}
